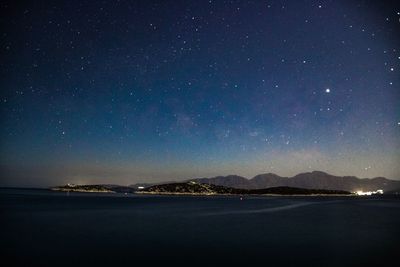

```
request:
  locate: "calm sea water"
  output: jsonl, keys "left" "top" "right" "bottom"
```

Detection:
{"left": 1, "top": 188, "right": 399, "bottom": 267}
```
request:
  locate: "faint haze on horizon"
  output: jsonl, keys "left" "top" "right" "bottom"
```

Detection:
{"left": 1, "top": 153, "right": 400, "bottom": 187}
{"left": 1, "top": 0, "right": 400, "bottom": 187}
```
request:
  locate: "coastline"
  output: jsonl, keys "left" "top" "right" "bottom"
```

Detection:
{"left": 51, "top": 188, "right": 115, "bottom": 193}
{"left": 135, "top": 191, "right": 354, "bottom": 197}
{"left": 49, "top": 189, "right": 354, "bottom": 197}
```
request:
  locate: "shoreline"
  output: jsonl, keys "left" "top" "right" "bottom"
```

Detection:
{"left": 51, "top": 188, "right": 115, "bottom": 193}
{"left": 135, "top": 191, "right": 355, "bottom": 197}
{"left": 50, "top": 189, "right": 354, "bottom": 197}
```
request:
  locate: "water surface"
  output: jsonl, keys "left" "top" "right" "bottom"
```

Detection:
{"left": 1, "top": 188, "right": 399, "bottom": 266}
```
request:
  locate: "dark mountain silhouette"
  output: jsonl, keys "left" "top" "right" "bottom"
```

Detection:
{"left": 189, "top": 171, "right": 400, "bottom": 192}
{"left": 52, "top": 171, "right": 400, "bottom": 194}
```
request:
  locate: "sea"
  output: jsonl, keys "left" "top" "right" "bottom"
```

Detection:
{"left": 1, "top": 188, "right": 399, "bottom": 267}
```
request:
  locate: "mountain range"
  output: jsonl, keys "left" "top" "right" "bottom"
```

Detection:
{"left": 132, "top": 171, "right": 400, "bottom": 193}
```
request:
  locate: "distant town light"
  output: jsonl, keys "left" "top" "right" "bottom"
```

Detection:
{"left": 354, "top": 189, "right": 383, "bottom": 196}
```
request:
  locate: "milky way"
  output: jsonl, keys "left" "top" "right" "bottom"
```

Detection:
{"left": 1, "top": 1, "right": 399, "bottom": 186}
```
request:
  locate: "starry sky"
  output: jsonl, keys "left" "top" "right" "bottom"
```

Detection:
{"left": 1, "top": 0, "right": 399, "bottom": 187}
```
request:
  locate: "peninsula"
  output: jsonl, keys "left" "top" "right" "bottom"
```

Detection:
{"left": 137, "top": 181, "right": 351, "bottom": 196}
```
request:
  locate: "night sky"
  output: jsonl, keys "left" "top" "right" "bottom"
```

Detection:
{"left": 1, "top": 1, "right": 399, "bottom": 187}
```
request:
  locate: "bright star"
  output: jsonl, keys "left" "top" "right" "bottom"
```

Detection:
{"left": 325, "top": 88, "right": 330, "bottom": 93}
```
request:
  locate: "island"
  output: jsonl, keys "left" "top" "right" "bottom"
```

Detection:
{"left": 137, "top": 181, "right": 351, "bottom": 196}
{"left": 51, "top": 181, "right": 350, "bottom": 196}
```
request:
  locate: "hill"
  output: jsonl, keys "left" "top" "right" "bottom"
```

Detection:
{"left": 138, "top": 181, "right": 350, "bottom": 195}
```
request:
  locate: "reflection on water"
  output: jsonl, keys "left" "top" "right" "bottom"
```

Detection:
{"left": 201, "top": 201, "right": 315, "bottom": 215}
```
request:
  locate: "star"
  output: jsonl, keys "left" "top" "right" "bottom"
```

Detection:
{"left": 1, "top": 0, "right": 399, "bottom": 188}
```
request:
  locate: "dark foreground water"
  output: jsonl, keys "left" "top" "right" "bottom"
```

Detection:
{"left": 1, "top": 189, "right": 399, "bottom": 267}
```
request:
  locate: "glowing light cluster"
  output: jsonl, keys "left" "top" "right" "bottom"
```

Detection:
{"left": 354, "top": 189, "right": 384, "bottom": 196}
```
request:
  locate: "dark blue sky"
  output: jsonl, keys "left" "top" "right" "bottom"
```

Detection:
{"left": 1, "top": 0, "right": 399, "bottom": 186}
